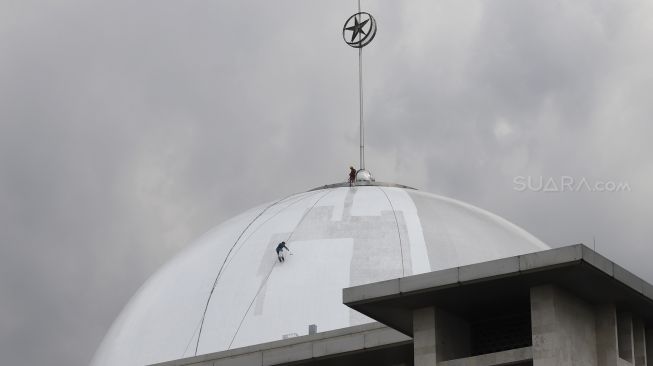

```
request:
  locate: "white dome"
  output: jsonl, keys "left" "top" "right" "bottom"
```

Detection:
{"left": 92, "top": 184, "right": 549, "bottom": 366}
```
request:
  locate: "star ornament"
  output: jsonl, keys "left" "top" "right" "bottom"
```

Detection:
{"left": 346, "top": 16, "right": 370, "bottom": 43}
{"left": 342, "top": 12, "right": 377, "bottom": 48}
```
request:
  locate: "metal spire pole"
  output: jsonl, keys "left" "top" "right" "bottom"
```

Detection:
{"left": 358, "top": 0, "right": 365, "bottom": 170}
{"left": 343, "top": 2, "right": 376, "bottom": 177}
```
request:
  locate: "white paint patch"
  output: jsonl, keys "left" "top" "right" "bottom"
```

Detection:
{"left": 231, "top": 238, "right": 354, "bottom": 348}
{"left": 314, "top": 187, "right": 347, "bottom": 222}
{"left": 350, "top": 187, "right": 388, "bottom": 216}
{"left": 381, "top": 188, "right": 431, "bottom": 275}
{"left": 197, "top": 192, "right": 333, "bottom": 353}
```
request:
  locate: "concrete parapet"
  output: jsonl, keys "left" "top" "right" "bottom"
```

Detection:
{"left": 150, "top": 322, "right": 410, "bottom": 366}
{"left": 215, "top": 352, "right": 262, "bottom": 366}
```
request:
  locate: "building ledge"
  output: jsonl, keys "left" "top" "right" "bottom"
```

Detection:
{"left": 343, "top": 244, "right": 653, "bottom": 336}
{"left": 440, "top": 347, "right": 533, "bottom": 366}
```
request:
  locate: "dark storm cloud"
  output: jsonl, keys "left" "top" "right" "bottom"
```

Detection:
{"left": 369, "top": 0, "right": 653, "bottom": 282}
{"left": 1, "top": 1, "right": 652, "bottom": 365}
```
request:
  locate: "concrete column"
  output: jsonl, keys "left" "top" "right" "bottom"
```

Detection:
{"left": 633, "top": 319, "right": 647, "bottom": 366}
{"left": 647, "top": 329, "right": 653, "bottom": 366}
{"left": 413, "top": 306, "right": 471, "bottom": 366}
{"left": 596, "top": 304, "right": 619, "bottom": 366}
{"left": 618, "top": 312, "right": 635, "bottom": 363}
{"left": 531, "top": 285, "right": 598, "bottom": 366}
{"left": 414, "top": 307, "right": 437, "bottom": 366}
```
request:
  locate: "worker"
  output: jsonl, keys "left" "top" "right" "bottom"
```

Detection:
{"left": 348, "top": 166, "right": 357, "bottom": 186}
{"left": 276, "top": 241, "right": 291, "bottom": 262}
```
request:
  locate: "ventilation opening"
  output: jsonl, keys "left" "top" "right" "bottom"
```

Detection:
{"left": 470, "top": 311, "right": 532, "bottom": 356}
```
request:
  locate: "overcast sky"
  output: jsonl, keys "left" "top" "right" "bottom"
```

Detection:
{"left": 1, "top": 1, "right": 652, "bottom": 365}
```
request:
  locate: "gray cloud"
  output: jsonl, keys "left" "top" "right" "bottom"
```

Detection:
{"left": 1, "top": 1, "right": 652, "bottom": 365}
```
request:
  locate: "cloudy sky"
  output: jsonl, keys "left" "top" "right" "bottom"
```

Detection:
{"left": 1, "top": 0, "right": 652, "bottom": 365}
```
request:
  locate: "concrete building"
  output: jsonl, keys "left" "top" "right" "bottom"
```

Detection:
{"left": 150, "top": 244, "right": 653, "bottom": 366}
{"left": 91, "top": 183, "right": 652, "bottom": 366}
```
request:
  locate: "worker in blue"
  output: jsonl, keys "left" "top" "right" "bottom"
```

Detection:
{"left": 276, "top": 241, "right": 291, "bottom": 262}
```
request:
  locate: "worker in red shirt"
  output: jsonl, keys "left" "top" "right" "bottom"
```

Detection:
{"left": 348, "top": 166, "right": 357, "bottom": 186}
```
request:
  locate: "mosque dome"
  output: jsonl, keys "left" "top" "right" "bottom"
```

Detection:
{"left": 92, "top": 183, "right": 549, "bottom": 366}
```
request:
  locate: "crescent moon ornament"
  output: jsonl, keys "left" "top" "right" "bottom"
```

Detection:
{"left": 343, "top": 12, "right": 377, "bottom": 48}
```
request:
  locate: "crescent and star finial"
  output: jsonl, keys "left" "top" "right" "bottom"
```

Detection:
{"left": 342, "top": 12, "right": 377, "bottom": 48}
{"left": 342, "top": 9, "right": 377, "bottom": 181}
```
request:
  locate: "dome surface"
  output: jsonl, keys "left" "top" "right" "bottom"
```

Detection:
{"left": 92, "top": 185, "right": 549, "bottom": 366}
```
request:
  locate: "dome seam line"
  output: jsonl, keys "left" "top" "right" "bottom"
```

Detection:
{"left": 378, "top": 187, "right": 405, "bottom": 277}
{"left": 192, "top": 191, "right": 304, "bottom": 356}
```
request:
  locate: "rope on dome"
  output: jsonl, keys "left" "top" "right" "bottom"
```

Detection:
{"left": 190, "top": 190, "right": 317, "bottom": 356}
{"left": 227, "top": 188, "right": 334, "bottom": 349}
{"left": 220, "top": 190, "right": 324, "bottom": 275}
